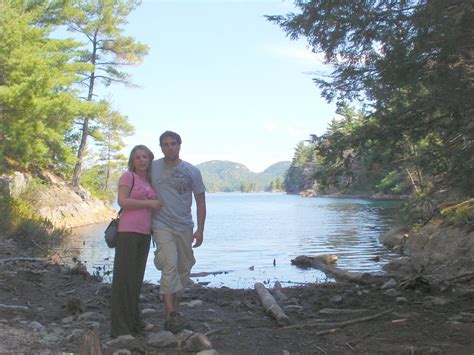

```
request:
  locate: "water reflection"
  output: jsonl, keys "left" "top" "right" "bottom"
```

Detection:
{"left": 64, "top": 193, "right": 401, "bottom": 289}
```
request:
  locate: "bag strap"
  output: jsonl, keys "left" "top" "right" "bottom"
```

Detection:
{"left": 117, "top": 173, "right": 135, "bottom": 216}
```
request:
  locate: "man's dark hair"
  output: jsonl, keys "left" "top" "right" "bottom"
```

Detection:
{"left": 159, "top": 130, "right": 182, "bottom": 146}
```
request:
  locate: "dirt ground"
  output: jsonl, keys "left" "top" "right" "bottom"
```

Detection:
{"left": 0, "top": 235, "right": 473, "bottom": 355}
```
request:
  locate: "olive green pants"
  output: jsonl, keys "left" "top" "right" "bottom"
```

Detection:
{"left": 110, "top": 232, "right": 150, "bottom": 337}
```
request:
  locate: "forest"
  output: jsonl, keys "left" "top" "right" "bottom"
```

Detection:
{"left": 0, "top": 0, "right": 144, "bottom": 201}
{"left": 272, "top": 0, "right": 473, "bottom": 226}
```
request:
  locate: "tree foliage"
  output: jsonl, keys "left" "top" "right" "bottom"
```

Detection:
{"left": 0, "top": 0, "right": 90, "bottom": 172}
{"left": 284, "top": 141, "right": 316, "bottom": 193}
{"left": 63, "top": 0, "right": 149, "bottom": 186}
{"left": 82, "top": 103, "right": 134, "bottom": 198}
{"left": 267, "top": 177, "right": 285, "bottom": 192}
{"left": 269, "top": 0, "right": 474, "bottom": 197}
{"left": 0, "top": 0, "right": 144, "bottom": 194}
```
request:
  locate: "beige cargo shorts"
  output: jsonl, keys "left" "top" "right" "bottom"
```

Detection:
{"left": 152, "top": 228, "right": 195, "bottom": 295}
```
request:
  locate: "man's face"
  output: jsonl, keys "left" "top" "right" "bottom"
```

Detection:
{"left": 161, "top": 135, "right": 181, "bottom": 161}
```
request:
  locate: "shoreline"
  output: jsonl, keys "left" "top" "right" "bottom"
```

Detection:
{"left": 204, "top": 190, "right": 408, "bottom": 201}
{"left": 1, "top": 233, "right": 473, "bottom": 354}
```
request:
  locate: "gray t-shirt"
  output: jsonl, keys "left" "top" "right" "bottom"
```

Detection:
{"left": 151, "top": 158, "right": 206, "bottom": 232}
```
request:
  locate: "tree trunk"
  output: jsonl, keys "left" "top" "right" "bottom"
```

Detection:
{"left": 71, "top": 117, "right": 90, "bottom": 187}
{"left": 405, "top": 167, "right": 420, "bottom": 194}
{"left": 71, "top": 34, "right": 97, "bottom": 187}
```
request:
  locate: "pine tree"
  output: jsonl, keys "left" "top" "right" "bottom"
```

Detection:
{"left": 0, "top": 1, "right": 89, "bottom": 172}
{"left": 64, "top": 0, "right": 148, "bottom": 186}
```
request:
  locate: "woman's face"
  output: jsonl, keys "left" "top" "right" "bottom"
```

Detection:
{"left": 133, "top": 149, "right": 150, "bottom": 173}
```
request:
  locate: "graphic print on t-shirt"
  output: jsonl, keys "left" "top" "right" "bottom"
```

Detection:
{"left": 170, "top": 166, "right": 191, "bottom": 195}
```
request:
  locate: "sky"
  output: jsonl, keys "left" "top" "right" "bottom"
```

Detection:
{"left": 99, "top": 0, "right": 337, "bottom": 173}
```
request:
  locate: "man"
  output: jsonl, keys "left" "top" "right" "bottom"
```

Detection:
{"left": 151, "top": 130, "right": 206, "bottom": 333}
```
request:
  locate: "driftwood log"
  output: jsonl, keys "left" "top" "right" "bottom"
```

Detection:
{"left": 254, "top": 282, "right": 290, "bottom": 326}
{"left": 291, "top": 255, "right": 369, "bottom": 283}
{"left": 272, "top": 281, "right": 288, "bottom": 302}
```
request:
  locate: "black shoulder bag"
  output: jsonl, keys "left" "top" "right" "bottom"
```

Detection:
{"left": 104, "top": 174, "right": 135, "bottom": 248}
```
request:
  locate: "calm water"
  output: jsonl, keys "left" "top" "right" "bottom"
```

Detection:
{"left": 65, "top": 193, "right": 401, "bottom": 289}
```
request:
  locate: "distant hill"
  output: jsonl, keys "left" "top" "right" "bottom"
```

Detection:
{"left": 262, "top": 161, "right": 293, "bottom": 176}
{"left": 196, "top": 160, "right": 290, "bottom": 192}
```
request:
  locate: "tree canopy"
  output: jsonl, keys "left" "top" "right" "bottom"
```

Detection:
{"left": 63, "top": 0, "right": 149, "bottom": 186}
{"left": 0, "top": 0, "right": 144, "bottom": 199}
{"left": 269, "top": 0, "right": 473, "bottom": 196}
{"left": 0, "top": 0, "right": 89, "bottom": 172}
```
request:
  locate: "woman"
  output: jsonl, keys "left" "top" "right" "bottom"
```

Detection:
{"left": 111, "top": 145, "right": 161, "bottom": 337}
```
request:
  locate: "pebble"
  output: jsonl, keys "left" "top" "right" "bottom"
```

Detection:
{"left": 396, "top": 297, "right": 408, "bottom": 304}
{"left": 141, "top": 308, "right": 156, "bottom": 315}
{"left": 147, "top": 330, "right": 177, "bottom": 348}
{"left": 196, "top": 350, "right": 219, "bottom": 355}
{"left": 381, "top": 279, "right": 398, "bottom": 289}
{"left": 384, "top": 288, "right": 401, "bottom": 297}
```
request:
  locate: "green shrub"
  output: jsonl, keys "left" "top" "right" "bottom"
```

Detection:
{"left": 0, "top": 184, "right": 70, "bottom": 253}
{"left": 0, "top": 191, "right": 14, "bottom": 235}
{"left": 401, "top": 193, "right": 439, "bottom": 227}
{"left": 441, "top": 199, "right": 474, "bottom": 229}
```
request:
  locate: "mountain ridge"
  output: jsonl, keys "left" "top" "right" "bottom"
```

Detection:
{"left": 196, "top": 160, "right": 290, "bottom": 192}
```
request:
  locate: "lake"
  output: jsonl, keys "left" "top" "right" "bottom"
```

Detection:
{"left": 65, "top": 193, "right": 401, "bottom": 289}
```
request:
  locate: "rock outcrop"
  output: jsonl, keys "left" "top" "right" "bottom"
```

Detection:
{"left": 381, "top": 221, "right": 474, "bottom": 280}
{"left": 0, "top": 171, "right": 115, "bottom": 228}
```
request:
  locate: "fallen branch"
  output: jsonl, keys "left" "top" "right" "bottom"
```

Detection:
{"left": 272, "top": 281, "right": 288, "bottom": 302}
{"left": 444, "top": 272, "right": 474, "bottom": 283}
{"left": 255, "top": 282, "right": 290, "bottom": 326}
{"left": 319, "top": 308, "right": 368, "bottom": 315}
{"left": 313, "top": 344, "right": 327, "bottom": 354}
{"left": 345, "top": 342, "right": 356, "bottom": 351}
{"left": 0, "top": 257, "right": 48, "bottom": 265}
{"left": 0, "top": 303, "right": 30, "bottom": 311}
{"left": 291, "top": 255, "right": 369, "bottom": 283}
{"left": 284, "top": 309, "right": 393, "bottom": 330}
{"left": 204, "top": 327, "right": 231, "bottom": 337}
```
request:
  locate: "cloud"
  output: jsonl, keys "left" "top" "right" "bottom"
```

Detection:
{"left": 263, "top": 120, "right": 277, "bottom": 132}
{"left": 287, "top": 121, "right": 310, "bottom": 138}
{"left": 267, "top": 44, "right": 326, "bottom": 66}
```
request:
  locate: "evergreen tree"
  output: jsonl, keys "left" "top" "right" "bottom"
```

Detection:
{"left": 284, "top": 141, "right": 316, "bottom": 193}
{"left": 93, "top": 104, "right": 134, "bottom": 192}
{"left": 0, "top": 0, "right": 90, "bottom": 173}
{"left": 63, "top": 0, "right": 149, "bottom": 186}
{"left": 269, "top": 0, "right": 474, "bottom": 196}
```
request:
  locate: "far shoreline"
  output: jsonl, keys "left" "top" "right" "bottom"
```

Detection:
{"left": 204, "top": 190, "right": 408, "bottom": 201}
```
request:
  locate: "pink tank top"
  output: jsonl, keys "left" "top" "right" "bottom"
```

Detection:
{"left": 117, "top": 172, "right": 156, "bottom": 235}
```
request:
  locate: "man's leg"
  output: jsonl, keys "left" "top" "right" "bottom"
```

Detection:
{"left": 152, "top": 228, "right": 186, "bottom": 332}
{"left": 175, "top": 229, "right": 196, "bottom": 290}
{"left": 162, "top": 293, "right": 176, "bottom": 315}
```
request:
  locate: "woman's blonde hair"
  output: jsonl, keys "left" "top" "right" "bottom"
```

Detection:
{"left": 127, "top": 145, "right": 154, "bottom": 182}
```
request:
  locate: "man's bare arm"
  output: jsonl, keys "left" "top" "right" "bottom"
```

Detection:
{"left": 193, "top": 192, "right": 206, "bottom": 248}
